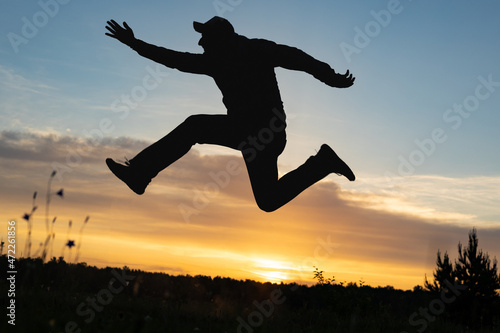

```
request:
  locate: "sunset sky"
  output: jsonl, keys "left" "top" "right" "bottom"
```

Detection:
{"left": 1, "top": 1, "right": 500, "bottom": 290}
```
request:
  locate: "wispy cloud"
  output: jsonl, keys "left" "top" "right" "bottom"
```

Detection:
{"left": 0, "top": 65, "right": 91, "bottom": 135}
{"left": 0, "top": 65, "right": 58, "bottom": 94}
{"left": 342, "top": 174, "right": 500, "bottom": 227}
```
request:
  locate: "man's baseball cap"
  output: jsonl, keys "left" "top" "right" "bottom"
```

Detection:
{"left": 193, "top": 16, "right": 235, "bottom": 36}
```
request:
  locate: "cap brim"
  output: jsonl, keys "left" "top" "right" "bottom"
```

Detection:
{"left": 193, "top": 21, "right": 204, "bottom": 33}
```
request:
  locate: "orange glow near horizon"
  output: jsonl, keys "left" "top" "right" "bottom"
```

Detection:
{"left": 3, "top": 163, "right": 499, "bottom": 293}
{"left": 4, "top": 208, "right": 431, "bottom": 291}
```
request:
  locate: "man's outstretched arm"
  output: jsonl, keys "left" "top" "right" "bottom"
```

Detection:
{"left": 273, "top": 43, "right": 355, "bottom": 88}
{"left": 105, "top": 20, "right": 208, "bottom": 75}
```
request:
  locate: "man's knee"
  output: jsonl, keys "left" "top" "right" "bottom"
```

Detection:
{"left": 255, "top": 196, "right": 279, "bottom": 213}
{"left": 182, "top": 115, "right": 206, "bottom": 143}
{"left": 183, "top": 114, "right": 204, "bottom": 128}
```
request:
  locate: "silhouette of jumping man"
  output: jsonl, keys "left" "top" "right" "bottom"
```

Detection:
{"left": 105, "top": 16, "right": 355, "bottom": 212}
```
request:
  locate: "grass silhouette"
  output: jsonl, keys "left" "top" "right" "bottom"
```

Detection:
{"left": 20, "top": 170, "right": 89, "bottom": 263}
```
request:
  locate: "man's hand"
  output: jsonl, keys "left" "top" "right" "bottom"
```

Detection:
{"left": 315, "top": 69, "right": 355, "bottom": 88}
{"left": 105, "top": 20, "right": 135, "bottom": 46}
{"left": 333, "top": 70, "right": 355, "bottom": 88}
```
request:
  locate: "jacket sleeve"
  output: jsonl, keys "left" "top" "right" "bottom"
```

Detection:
{"left": 271, "top": 43, "right": 335, "bottom": 81}
{"left": 128, "top": 39, "right": 210, "bottom": 75}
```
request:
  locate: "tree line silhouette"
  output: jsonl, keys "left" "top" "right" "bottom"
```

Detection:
{"left": 1, "top": 228, "right": 498, "bottom": 332}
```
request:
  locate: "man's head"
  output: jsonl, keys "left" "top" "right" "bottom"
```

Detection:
{"left": 193, "top": 16, "right": 234, "bottom": 36}
{"left": 193, "top": 16, "right": 236, "bottom": 54}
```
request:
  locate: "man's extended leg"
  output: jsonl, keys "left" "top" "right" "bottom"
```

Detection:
{"left": 107, "top": 114, "right": 242, "bottom": 194}
{"left": 245, "top": 144, "right": 355, "bottom": 212}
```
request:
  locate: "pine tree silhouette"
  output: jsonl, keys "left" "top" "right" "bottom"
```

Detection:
{"left": 455, "top": 228, "right": 500, "bottom": 327}
{"left": 425, "top": 228, "right": 500, "bottom": 327}
{"left": 424, "top": 249, "right": 454, "bottom": 293}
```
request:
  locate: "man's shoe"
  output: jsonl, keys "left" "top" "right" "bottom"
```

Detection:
{"left": 105, "top": 158, "right": 151, "bottom": 195}
{"left": 317, "top": 144, "right": 355, "bottom": 181}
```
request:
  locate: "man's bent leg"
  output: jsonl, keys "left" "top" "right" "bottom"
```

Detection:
{"left": 244, "top": 144, "right": 354, "bottom": 212}
{"left": 107, "top": 114, "right": 241, "bottom": 194}
{"left": 244, "top": 154, "right": 281, "bottom": 212}
{"left": 245, "top": 153, "right": 328, "bottom": 212}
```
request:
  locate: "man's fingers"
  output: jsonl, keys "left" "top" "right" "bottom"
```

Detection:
{"left": 105, "top": 33, "right": 117, "bottom": 39}
{"left": 105, "top": 26, "right": 116, "bottom": 34}
{"left": 343, "top": 69, "right": 355, "bottom": 84}
{"left": 107, "top": 20, "right": 123, "bottom": 32}
{"left": 106, "top": 20, "right": 117, "bottom": 29}
{"left": 123, "top": 21, "right": 131, "bottom": 30}
{"left": 333, "top": 70, "right": 355, "bottom": 87}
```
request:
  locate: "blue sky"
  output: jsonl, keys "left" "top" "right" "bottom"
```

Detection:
{"left": 1, "top": 1, "right": 499, "bottom": 288}
{"left": 2, "top": 1, "right": 499, "bottom": 176}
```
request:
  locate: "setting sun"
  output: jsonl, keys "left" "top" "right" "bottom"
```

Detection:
{"left": 246, "top": 258, "right": 296, "bottom": 282}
